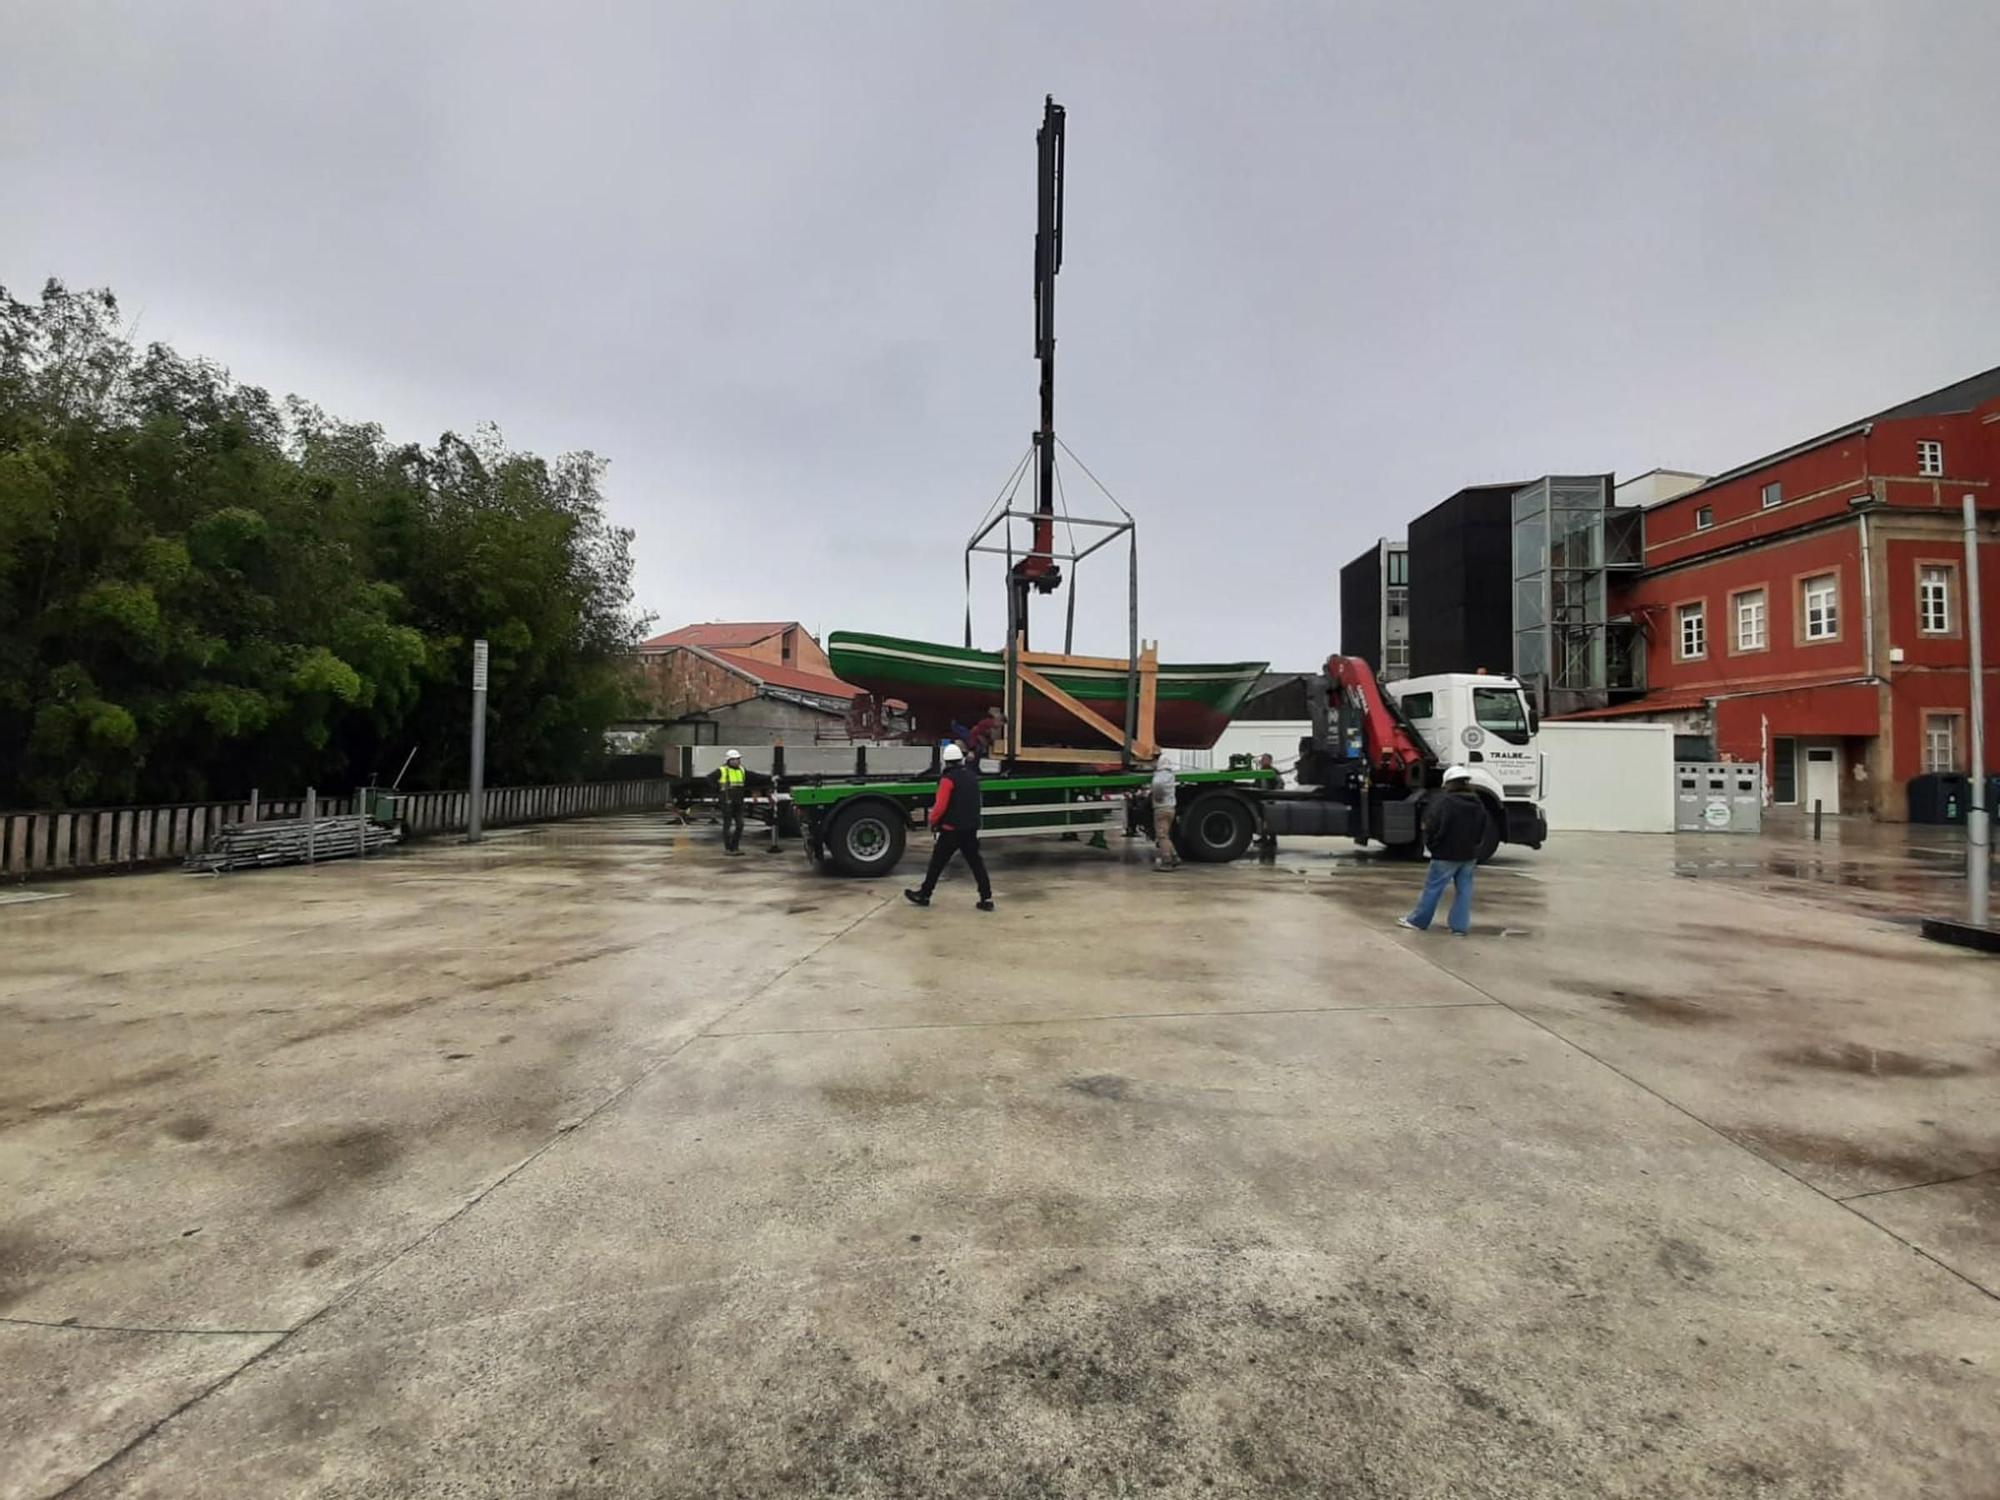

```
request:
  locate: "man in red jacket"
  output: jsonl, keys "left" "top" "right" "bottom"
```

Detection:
{"left": 904, "top": 743, "right": 994, "bottom": 911}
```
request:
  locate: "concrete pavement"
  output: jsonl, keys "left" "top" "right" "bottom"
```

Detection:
{"left": 1, "top": 816, "right": 1995, "bottom": 1497}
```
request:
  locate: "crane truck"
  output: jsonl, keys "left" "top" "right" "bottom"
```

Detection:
{"left": 784, "top": 656, "right": 1546, "bottom": 877}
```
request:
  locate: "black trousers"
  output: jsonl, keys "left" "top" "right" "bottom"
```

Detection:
{"left": 918, "top": 827, "right": 991, "bottom": 900}
{"left": 720, "top": 795, "right": 745, "bottom": 851}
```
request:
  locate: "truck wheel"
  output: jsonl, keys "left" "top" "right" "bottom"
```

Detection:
{"left": 1177, "top": 793, "right": 1255, "bottom": 863}
{"left": 1475, "top": 801, "right": 1503, "bottom": 864}
{"left": 825, "top": 802, "right": 906, "bottom": 877}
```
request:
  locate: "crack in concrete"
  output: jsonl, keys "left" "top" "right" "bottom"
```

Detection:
{"left": 0, "top": 1315, "right": 290, "bottom": 1337}
{"left": 703, "top": 997, "right": 1498, "bottom": 1039}
{"left": 1397, "top": 942, "right": 2000, "bottom": 1307}
{"left": 43, "top": 893, "right": 892, "bottom": 1500}
{"left": 1839, "top": 1165, "right": 2000, "bottom": 1203}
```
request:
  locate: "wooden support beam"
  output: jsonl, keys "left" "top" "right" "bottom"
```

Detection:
{"left": 1016, "top": 647, "right": 1141, "bottom": 672}
{"left": 1134, "top": 640, "right": 1160, "bottom": 759}
{"left": 1016, "top": 663, "right": 1129, "bottom": 748}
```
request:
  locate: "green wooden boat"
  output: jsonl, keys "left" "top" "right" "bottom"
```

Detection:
{"left": 826, "top": 631, "right": 1267, "bottom": 750}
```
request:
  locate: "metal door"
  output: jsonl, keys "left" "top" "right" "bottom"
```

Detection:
{"left": 1803, "top": 745, "right": 1841, "bottom": 815}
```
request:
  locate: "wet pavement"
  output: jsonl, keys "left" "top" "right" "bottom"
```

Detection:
{"left": 1, "top": 816, "right": 1995, "bottom": 1498}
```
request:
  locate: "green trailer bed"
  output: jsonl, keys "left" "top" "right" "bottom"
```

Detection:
{"left": 789, "top": 768, "right": 1279, "bottom": 877}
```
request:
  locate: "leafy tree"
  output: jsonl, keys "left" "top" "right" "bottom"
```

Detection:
{"left": 0, "top": 279, "right": 649, "bottom": 807}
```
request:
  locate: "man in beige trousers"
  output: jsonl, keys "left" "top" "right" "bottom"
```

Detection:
{"left": 1150, "top": 756, "right": 1180, "bottom": 870}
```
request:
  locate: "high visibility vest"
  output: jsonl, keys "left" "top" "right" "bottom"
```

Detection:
{"left": 719, "top": 764, "right": 744, "bottom": 788}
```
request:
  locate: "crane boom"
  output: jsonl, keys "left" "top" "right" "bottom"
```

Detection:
{"left": 1010, "top": 95, "right": 1066, "bottom": 642}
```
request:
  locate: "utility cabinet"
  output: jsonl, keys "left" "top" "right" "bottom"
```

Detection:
{"left": 1674, "top": 762, "right": 1763, "bottom": 834}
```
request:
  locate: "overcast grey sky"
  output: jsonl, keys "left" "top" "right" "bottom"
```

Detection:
{"left": 7, "top": 2, "right": 1998, "bottom": 666}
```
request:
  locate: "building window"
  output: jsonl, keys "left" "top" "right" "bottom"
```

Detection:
{"left": 1761, "top": 481, "right": 1782, "bottom": 509}
{"left": 1677, "top": 601, "right": 1706, "bottom": 660}
{"left": 1386, "top": 586, "right": 1408, "bottom": 619}
{"left": 1694, "top": 506, "right": 1714, "bottom": 530}
{"left": 1918, "top": 565, "right": 1952, "bottom": 635}
{"left": 1802, "top": 573, "right": 1838, "bottom": 641}
{"left": 1386, "top": 551, "right": 1409, "bottom": 586}
{"left": 1772, "top": 737, "right": 1798, "bottom": 804}
{"left": 1923, "top": 713, "right": 1959, "bottom": 773}
{"left": 1735, "top": 588, "right": 1767, "bottom": 652}
{"left": 1917, "top": 440, "right": 1943, "bottom": 477}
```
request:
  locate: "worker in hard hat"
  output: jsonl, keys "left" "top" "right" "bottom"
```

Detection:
{"left": 1398, "top": 766, "right": 1486, "bottom": 935}
{"left": 713, "top": 749, "right": 748, "bottom": 855}
{"left": 1149, "top": 755, "right": 1180, "bottom": 870}
{"left": 904, "top": 742, "right": 993, "bottom": 910}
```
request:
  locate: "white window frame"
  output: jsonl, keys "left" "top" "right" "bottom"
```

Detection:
{"left": 1918, "top": 565, "right": 1951, "bottom": 635}
{"left": 1917, "top": 440, "right": 1943, "bottom": 477}
{"left": 1803, "top": 574, "right": 1838, "bottom": 641}
{"left": 1923, "top": 713, "right": 1958, "bottom": 774}
{"left": 1735, "top": 588, "right": 1767, "bottom": 652}
{"left": 1694, "top": 506, "right": 1714, "bottom": 531}
{"left": 1761, "top": 481, "right": 1782, "bottom": 509}
{"left": 1677, "top": 601, "right": 1706, "bottom": 660}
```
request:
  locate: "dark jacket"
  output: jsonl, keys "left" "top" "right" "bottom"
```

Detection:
{"left": 1423, "top": 788, "right": 1489, "bottom": 862}
{"left": 929, "top": 763, "right": 983, "bottom": 832}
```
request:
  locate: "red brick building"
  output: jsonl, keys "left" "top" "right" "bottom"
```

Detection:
{"left": 1565, "top": 367, "right": 2000, "bottom": 819}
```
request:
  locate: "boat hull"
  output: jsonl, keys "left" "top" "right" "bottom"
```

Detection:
{"left": 827, "top": 632, "right": 1267, "bottom": 751}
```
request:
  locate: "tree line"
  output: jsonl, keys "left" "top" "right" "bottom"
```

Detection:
{"left": 0, "top": 280, "right": 648, "bottom": 809}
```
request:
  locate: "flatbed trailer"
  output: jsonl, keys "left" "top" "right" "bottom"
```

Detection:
{"left": 789, "top": 768, "right": 1281, "bottom": 878}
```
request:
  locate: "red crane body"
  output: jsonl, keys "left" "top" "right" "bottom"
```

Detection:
{"left": 1322, "top": 653, "right": 1429, "bottom": 783}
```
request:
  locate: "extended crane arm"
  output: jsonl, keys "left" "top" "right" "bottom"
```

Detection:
{"left": 1320, "top": 654, "right": 1430, "bottom": 783}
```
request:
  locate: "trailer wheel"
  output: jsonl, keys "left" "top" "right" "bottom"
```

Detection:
{"left": 1475, "top": 799, "right": 1503, "bottom": 865}
{"left": 825, "top": 801, "right": 907, "bottom": 878}
{"left": 1176, "top": 792, "right": 1256, "bottom": 863}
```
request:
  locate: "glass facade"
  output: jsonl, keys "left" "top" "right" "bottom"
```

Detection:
{"left": 1511, "top": 475, "right": 1643, "bottom": 714}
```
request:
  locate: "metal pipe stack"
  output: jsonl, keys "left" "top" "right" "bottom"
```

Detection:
{"left": 186, "top": 816, "right": 400, "bottom": 874}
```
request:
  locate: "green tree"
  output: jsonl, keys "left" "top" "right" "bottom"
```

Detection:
{"left": 0, "top": 279, "right": 649, "bottom": 807}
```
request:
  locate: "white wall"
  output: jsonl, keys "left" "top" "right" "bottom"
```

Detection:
{"left": 1538, "top": 721, "right": 1676, "bottom": 832}
{"left": 687, "top": 744, "right": 934, "bottom": 777}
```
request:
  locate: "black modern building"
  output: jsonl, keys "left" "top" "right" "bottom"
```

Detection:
{"left": 1406, "top": 483, "right": 1521, "bottom": 678}
{"left": 1339, "top": 538, "right": 1409, "bottom": 680}
{"left": 1339, "top": 545, "right": 1382, "bottom": 671}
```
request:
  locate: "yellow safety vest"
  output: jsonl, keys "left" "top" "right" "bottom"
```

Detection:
{"left": 719, "top": 765, "right": 744, "bottom": 788}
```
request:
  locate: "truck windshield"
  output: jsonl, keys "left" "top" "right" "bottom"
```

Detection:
{"left": 1473, "top": 687, "right": 1532, "bottom": 745}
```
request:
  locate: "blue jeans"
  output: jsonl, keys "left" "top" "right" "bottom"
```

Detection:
{"left": 1407, "top": 858, "right": 1476, "bottom": 934}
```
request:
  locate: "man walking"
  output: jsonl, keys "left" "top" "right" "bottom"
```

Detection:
{"left": 1150, "top": 755, "right": 1180, "bottom": 871}
{"left": 714, "top": 749, "right": 748, "bottom": 855}
{"left": 1398, "top": 766, "right": 1487, "bottom": 935}
{"left": 905, "top": 743, "right": 993, "bottom": 910}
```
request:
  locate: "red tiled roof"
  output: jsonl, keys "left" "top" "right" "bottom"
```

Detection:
{"left": 1554, "top": 694, "right": 1707, "bottom": 721}
{"left": 707, "top": 650, "right": 859, "bottom": 702}
{"left": 641, "top": 621, "right": 796, "bottom": 650}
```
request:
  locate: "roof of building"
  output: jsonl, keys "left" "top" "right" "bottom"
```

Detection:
{"left": 1553, "top": 694, "right": 1708, "bottom": 720}
{"left": 708, "top": 651, "right": 858, "bottom": 702}
{"left": 1661, "top": 362, "right": 2000, "bottom": 507}
{"left": 641, "top": 621, "right": 798, "bottom": 650}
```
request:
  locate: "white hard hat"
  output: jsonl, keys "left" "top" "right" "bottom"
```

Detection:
{"left": 725, "top": 749, "right": 741, "bottom": 761}
{"left": 941, "top": 743, "right": 965, "bottom": 764}
{"left": 1156, "top": 754, "right": 1175, "bottom": 768}
{"left": 1443, "top": 764, "right": 1472, "bottom": 783}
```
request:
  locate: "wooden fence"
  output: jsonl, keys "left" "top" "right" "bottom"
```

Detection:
{"left": 0, "top": 778, "right": 678, "bottom": 880}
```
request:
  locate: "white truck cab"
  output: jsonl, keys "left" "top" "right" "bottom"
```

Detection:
{"left": 1387, "top": 672, "right": 1544, "bottom": 815}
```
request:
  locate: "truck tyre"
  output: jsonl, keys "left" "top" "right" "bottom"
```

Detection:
{"left": 1176, "top": 792, "right": 1256, "bottom": 863}
{"left": 1475, "top": 799, "right": 1504, "bottom": 864}
{"left": 825, "top": 801, "right": 906, "bottom": 878}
